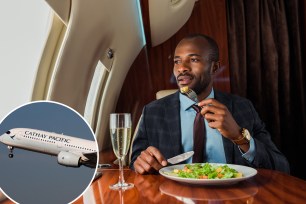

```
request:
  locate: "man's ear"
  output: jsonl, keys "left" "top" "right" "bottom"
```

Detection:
{"left": 211, "top": 61, "right": 220, "bottom": 74}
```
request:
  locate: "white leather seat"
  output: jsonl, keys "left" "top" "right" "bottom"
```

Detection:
{"left": 156, "top": 89, "right": 177, "bottom": 99}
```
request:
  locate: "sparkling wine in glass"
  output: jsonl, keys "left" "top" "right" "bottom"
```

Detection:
{"left": 109, "top": 113, "right": 134, "bottom": 190}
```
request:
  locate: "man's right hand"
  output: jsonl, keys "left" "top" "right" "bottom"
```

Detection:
{"left": 133, "top": 146, "right": 167, "bottom": 174}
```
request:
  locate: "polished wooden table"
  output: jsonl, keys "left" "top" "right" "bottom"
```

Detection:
{"left": 75, "top": 166, "right": 306, "bottom": 204}
{"left": 1, "top": 148, "right": 305, "bottom": 204}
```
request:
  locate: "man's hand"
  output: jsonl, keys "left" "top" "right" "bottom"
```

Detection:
{"left": 198, "top": 98, "right": 241, "bottom": 140}
{"left": 133, "top": 146, "right": 167, "bottom": 174}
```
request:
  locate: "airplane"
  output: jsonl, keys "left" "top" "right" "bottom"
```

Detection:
{"left": 0, "top": 128, "right": 97, "bottom": 168}
{"left": 0, "top": 2, "right": 304, "bottom": 204}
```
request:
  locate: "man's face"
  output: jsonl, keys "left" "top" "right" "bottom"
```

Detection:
{"left": 173, "top": 38, "right": 213, "bottom": 95}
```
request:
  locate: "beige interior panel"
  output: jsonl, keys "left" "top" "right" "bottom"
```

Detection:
{"left": 32, "top": 14, "right": 67, "bottom": 100}
{"left": 149, "top": 0, "right": 196, "bottom": 46}
{"left": 45, "top": 0, "right": 71, "bottom": 25}
{"left": 34, "top": 0, "right": 145, "bottom": 150}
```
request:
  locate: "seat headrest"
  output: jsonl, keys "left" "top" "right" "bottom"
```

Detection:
{"left": 156, "top": 89, "right": 177, "bottom": 99}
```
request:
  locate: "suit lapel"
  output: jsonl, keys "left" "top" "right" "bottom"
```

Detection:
{"left": 164, "top": 92, "right": 182, "bottom": 155}
{"left": 215, "top": 91, "right": 235, "bottom": 163}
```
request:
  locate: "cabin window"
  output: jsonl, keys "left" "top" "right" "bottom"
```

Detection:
{"left": 0, "top": 1, "right": 51, "bottom": 119}
{"left": 84, "top": 60, "right": 109, "bottom": 126}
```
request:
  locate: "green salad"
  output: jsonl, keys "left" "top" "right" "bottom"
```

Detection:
{"left": 172, "top": 163, "right": 243, "bottom": 179}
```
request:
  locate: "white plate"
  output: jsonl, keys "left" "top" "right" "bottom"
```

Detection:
{"left": 159, "top": 163, "right": 257, "bottom": 185}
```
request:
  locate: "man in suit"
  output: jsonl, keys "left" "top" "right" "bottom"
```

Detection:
{"left": 130, "top": 34, "right": 290, "bottom": 174}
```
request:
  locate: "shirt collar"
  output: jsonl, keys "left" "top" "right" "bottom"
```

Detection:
{"left": 179, "top": 88, "right": 215, "bottom": 111}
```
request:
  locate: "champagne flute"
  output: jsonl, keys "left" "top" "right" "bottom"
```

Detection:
{"left": 109, "top": 113, "right": 134, "bottom": 190}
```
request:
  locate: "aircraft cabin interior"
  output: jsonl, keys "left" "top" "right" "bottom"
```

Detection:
{"left": 1, "top": 0, "right": 306, "bottom": 203}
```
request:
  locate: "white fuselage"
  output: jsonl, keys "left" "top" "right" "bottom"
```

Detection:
{"left": 0, "top": 128, "right": 96, "bottom": 156}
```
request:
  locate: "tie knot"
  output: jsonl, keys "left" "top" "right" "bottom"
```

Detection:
{"left": 192, "top": 105, "right": 201, "bottom": 113}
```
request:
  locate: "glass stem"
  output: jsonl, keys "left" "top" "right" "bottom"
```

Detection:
{"left": 118, "top": 157, "right": 125, "bottom": 185}
{"left": 119, "top": 188, "right": 124, "bottom": 204}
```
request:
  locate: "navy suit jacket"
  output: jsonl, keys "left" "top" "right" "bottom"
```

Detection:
{"left": 130, "top": 91, "right": 290, "bottom": 173}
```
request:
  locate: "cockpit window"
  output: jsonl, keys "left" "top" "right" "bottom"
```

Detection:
{"left": 6, "top": 131, "right": 11, "bottom": 134}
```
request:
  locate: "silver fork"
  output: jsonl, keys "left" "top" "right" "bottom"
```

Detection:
{"left": 180, "top": 87, "right": 198, "bottom": 103}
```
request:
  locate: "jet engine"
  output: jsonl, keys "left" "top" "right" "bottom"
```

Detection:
{"left": 57, "top": 151, "right": 81, "bottom": 167}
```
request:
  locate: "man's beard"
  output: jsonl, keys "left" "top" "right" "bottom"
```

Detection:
{"left": 191, "top": 69, "right": 212, "bottom": 95}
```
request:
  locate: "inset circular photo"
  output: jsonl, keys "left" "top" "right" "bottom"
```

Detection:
{"left": 0, "top": 101, "right": 99, "bottom": 204}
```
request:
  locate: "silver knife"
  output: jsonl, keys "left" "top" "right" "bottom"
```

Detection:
{"left": 167, "top": 151, "right": 194, "bottom": 164}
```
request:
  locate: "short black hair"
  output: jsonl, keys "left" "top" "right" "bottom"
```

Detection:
{"left": 183, "top": 33, "right": 219, "bottom": 63}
